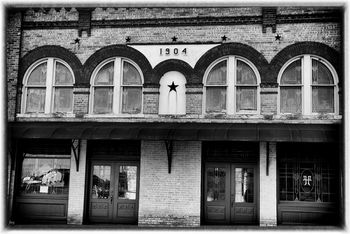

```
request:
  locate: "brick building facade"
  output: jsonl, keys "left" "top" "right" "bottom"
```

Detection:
{"left": 6, "top": 5, "right": 345, "bottom": 228}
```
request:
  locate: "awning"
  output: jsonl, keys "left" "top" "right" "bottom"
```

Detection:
{"left": 8, "top": 121, "right": 341, "bottom": 142}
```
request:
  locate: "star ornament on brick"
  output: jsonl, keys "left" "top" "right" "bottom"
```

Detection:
{"left": 221, "top": 35, "right": 227, "bottom": 42}
{"left": 126, "top": 36, "right": 131, "bottom": 43}
{"left": 172, "top": 36, "right": 178, "bottom": 42}
{"left": 275, "top": 34, "right": 282, "bottom": 41}
{"left": 168, "top": 81, "right": 178, "bottom": 92}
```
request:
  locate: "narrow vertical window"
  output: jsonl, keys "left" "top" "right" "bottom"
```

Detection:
{"left": 311, "top": 59, "right": 334, "bottom": 113}
{"left": 53, "top": 62, "right": 74, "bottom": 112}
{"left": 122, "top": 62, "right": 142, "bottom": 114}
{"left": 280, "top": 59, "right": 302, "bottom": 114}
{"left": 236, "top": 60, "right": 257, "bottom": 112}
{"left": 93, "top": 62, "right": 114, "bottom": 114}
{"left": 205, "top": 61, "right": 227, "bottom": 113}
{"left": 25, "top": 62, "right": 47, "bottom": 113}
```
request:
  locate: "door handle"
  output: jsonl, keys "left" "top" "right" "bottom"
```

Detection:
{"left": 110, "top": 195, "right": 113, "bottom": 204}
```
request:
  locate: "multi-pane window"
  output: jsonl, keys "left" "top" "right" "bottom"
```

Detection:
{"left": 279, "top": 55, "right": 338, "bottom": 114}
{"left": 278, "top": 143, "right": 338, "bottom": 203}
{"left": 22, "top": 58, "right": 74, "bottom": 114}
{"left": 91, "top": 58, "right": 143, "bottom": 114}
{"left": 204, "top": 56, "right": 259, "bottom": 114}
{"left": 20, "top": 154, "right": 70, "bottom": 195}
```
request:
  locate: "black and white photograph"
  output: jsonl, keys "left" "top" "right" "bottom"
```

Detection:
{"left": 3, "top": 0, "right": 349, "bottom": 232}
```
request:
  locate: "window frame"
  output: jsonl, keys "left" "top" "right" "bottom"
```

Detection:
{"left": 89, "top": 57, "right": 144, "bottom": 116}
{"left": 203, "top": 56, "right": 261, "bottom": 115}
{"left": 21, "top": 58, "right": 75, "bottom": 115}
{"left": 277, "top": 55, "right": 339, "bottom": 115}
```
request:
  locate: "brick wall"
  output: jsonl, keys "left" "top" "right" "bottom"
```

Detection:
{"left": 23, "top": 8, "right": 79, "bottom": 21}
{"left": 259, "top": 142, "right": 277, "bottom": 226}
{"left": 7, "top": 11, "right": 22, "bottom": 121}
{"left": 67, "top": 140, "right": 87, "bottom": 224}
{"left": 139, "top": 140, "right": 201, "bottom": 227}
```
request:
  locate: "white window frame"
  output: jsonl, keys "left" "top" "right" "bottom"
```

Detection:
{"left": 203, "top": 56, "right": 261, "bottom": 115}
{"left": 277, "top": 55, "right": 339, "bottom": 116}
{"left": 21, "top": 58, "right": 75, "bottom": 114}
{"left": 89, "top": 57, "right": 144, "bottom": 116}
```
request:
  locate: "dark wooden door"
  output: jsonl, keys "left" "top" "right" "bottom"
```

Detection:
{"left": 204, "top": 163, "right": 258, "bottom": 224}
{"left": 89, "top": 162, "right": 139, "bottom": 224}
{"left": 230, "top": 164, "right": 257, "bottom": 224}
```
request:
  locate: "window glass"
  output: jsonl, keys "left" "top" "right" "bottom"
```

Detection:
{"left": 94, "top": 62, "right": 114, "bottom": 85}
{"left": 236, "top": 87, "right": 257, "bottom": 111}
{"left": 93, "top": 88, "right": 113, "bottom": 113}
{"left": 236, "top": 60, "right": 256, "bottom": 84}
{"left": 54, "top": 88, "right": 73, "bottom": 112}
{"left": 55, "top": 62, "right": 73, "bottom": 85}
{"left": 207, "top": 167, "right": 226, "bottom": 201}
{"left": 281, "top": 60, "right": 302, "bottom": 84}
{"left": 20, "top": 156, "right": 70, "bottom": 195}
{"left": 27, "top": 62, "right": 47, "bottom": 85}
{"left": 206, "top": 87, "right": 226, "bottom": 112}
{"left": 235, "top": 168, "right": 254, "bottom": 203}
{"left": 207, "top": 61, "right": 227, "bottom": 85}
{"left": 312, "top": 60, "right": 333, "bottom": 84}
{"left": 312, "top": 87, "right": 334, "bottom": 113}
{"left": 92, "top": 165, "right": 111, "bottom": 199}
{"left": 280, "top": 87, "right": 302, "bottom": 113}
{"left": 123, "top": 62, "right": 142, "bottom": 85}
{"left": 122, "top": 87, "right": 142, "bottom": 114}
{"left": 118, "top": 166, "right": 137, "bottom": 200}
{"left": 26, "top": 88, "right": 46, "bottom": 113}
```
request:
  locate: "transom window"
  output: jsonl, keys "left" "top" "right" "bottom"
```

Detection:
{"left": 22, "top": 58, "right": 74, "bottom": 113}
{"left": 279, "top": 55, "right": 338, "bottom": 115}
{"left": 204, "top": 56, "right": 260, "bottom": 114}
{"left": 90, "top": 58, "right": 143, "bottom": 114}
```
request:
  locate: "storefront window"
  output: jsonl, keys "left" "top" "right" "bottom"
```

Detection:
{"left": 118, "top": 166, "right": 137, "bottom": 200}
{"left": 20, "top": 154, "right": 70, "bottom": 195}
{"left": 207, "top": 167, "right": 226, "bottom": 201}
{"left": 278, "top": 144, "right": 338, "bottom": 203}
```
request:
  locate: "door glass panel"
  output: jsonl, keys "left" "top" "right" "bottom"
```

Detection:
{"left": 118, "top": 166, "right": 137, "bottom": 200}
{"left": 206, "top": 167, "right": 226, "bottom": 201}
{"left": 235, "top": 168, "right": 254, "bottom": 203}
{"left": 92, "top": 165, "right": 111, "bottom": 199}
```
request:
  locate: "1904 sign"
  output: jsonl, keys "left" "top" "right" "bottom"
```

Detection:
{"left": 160, "top": 47, "right": 187, "bottom": 56}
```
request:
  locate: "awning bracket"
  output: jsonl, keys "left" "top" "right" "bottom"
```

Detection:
{"left": 71, "top": 139, "right": 81, "bottom": 172}
{"left": 165, "top": 140, "right": 173, "bottom": 174}
{"left": 266, "top": 142, "right": 269, "bottom": 176}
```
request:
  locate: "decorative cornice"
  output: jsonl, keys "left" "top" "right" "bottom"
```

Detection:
{"left": 22, "top": 21, "right": 78, "bottom": 29}
{"left": 276, "top": 12, "right": 341, "bottom": 24}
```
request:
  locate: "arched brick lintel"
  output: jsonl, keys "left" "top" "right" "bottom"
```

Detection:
{"left": 153, "top": 59, "right": 194, "bottom": 85}
{"left": 19, "top": 45, "right": 83, "bottom": 85}
{"left": 270, "top": 42, "right": 342, "bottom": 85}
{"left": 194, "top": 43, "right": 270, "bottom": 84}
{"left": 83, "top": 44, "right": 153, "bottom": 85}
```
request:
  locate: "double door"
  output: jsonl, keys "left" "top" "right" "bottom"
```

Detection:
{"left": 204, "top": 163, "right": 258, "bottom": 224}
{"left": 89, "top": 161, "right": 139, "bottom": 224}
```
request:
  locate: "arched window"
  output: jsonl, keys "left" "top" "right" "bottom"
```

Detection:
{"left": 90, "top": 58, "right": 143, "bottom": 114}
{"left": 22, "top": 58, "right": 74, "bottom": 113}
{"left": 204, "top": 56, "right": 260, "bottom": 114}
{"left": 278, "top": 55, "right": 338, "bottom": 115}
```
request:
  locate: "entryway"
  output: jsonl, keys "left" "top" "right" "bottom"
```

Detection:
{"left": 204, "top": 163, "right": 258, "bottom": 224}
{"left": 88, "top": 161, "right": 139, "bottom": 224}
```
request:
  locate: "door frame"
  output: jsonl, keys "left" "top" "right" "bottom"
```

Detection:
{"left": 87, "top": 160, "right": 140, "bottom": 224}
{"left": 203, "top": 162, "right": 259, "bottom": 225}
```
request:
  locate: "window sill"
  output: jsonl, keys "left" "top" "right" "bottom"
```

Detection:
{"left": 17, "top": 113, "right": 75, "bottom": 118}
{"left": 85, "top": 113, "right": 145, "bottom": 118}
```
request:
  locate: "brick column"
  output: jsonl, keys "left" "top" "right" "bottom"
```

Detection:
{"left": 259, "top": 142, "right": 277, "bottom": 226}
{"left": 138, "top": 140, "right": 201, "bottom": 227}
{"left": 67, "top": 140, "right": 87, "bottom": 224}
{"left": 7, "top": 10, "right": 22, "bottom": 121}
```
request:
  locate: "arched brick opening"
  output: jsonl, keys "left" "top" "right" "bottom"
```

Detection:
{"left": 19, "top": 45, "right": 83, "bottom": 85}
{"left": 83, "top": 44, "right": 153, "bottom": 86}
{"left": 153, "top": 59, "right": 194, "bottom": 85}
{"left": 194, "top": 43, "right": 269, "bottom": 84}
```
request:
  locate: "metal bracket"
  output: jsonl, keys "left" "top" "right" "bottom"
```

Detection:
{"left": 71, "top": 139, "right": 81, "bottom": 172}
{"left": 165, "top": 140, "right": 173, "bottom": 174}
{"left": 266, "top": 142, "right": 270, "bottom": 176}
